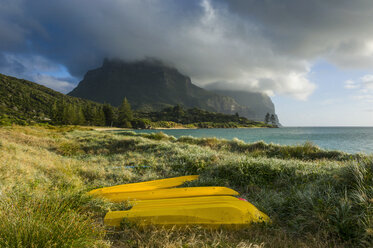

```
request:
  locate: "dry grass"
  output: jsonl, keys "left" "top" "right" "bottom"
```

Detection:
{"left": 108, "top": 225, "right": 344, "bottom": 248}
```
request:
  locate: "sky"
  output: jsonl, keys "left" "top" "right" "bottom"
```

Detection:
{"left": 0, "top": 0, "right": 373, "bottom": 126}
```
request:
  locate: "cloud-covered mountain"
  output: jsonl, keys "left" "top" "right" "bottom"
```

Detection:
{"left": 68, "top": 59, "right": 278, "bottom": 122}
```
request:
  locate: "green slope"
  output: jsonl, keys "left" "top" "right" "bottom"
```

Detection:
{"left": 0, "top": 73, "right": 106, "bottom": 125}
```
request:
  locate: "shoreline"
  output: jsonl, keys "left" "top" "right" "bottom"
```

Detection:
{"left": 96, "top": 126, "right": 270, "bottom": 131}
{"left": 151, "top": 126, "right": 267, "bottom": 130}
{"left": 93, "top": 127, "right": 131, "bottom": 131}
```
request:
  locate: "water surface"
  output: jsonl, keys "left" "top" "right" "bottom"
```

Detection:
{"left": 121, "top": 127, "right": 373, "bottom": 154}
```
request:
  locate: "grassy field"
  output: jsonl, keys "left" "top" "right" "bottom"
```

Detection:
{"left": 0, "top": 125, "right": 372, "bottom": 247}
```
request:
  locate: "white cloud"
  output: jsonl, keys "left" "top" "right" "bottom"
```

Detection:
{"left": 0, "top": 53, "right": 75, "bottom": 93}
{"left": 353, "top": 94, "right": 373, "bottom": 102}
{"left": 33, "top": 74, "right": 75, "bottom": 93}
{"left": 344, "top": 80, "right": 359, "bottom": 89}
{"left": 350, "top": 80, "right": 373, "bottom": 103}
{"left": 344, "top": 75, "right": 373, "bottom": 95}
{"left": 361, "top": 74, "right": 373, "bottom": 90}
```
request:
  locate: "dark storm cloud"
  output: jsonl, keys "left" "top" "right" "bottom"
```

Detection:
{"left": 222, "top": 0, "right": 373, "bottom": 64}
{"left": 1, "top": 0, "right": 204, "bottom": 77}
{"left": 1, "top": 0, "right": 373, "bottom": 98}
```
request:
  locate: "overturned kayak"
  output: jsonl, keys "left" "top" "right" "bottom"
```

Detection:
{"left": 88, "top": 175, "right": 199, "bottom": 195}
{"left": 94, "top": 187, "right": 239, "bottom": 202}
{"left": 91, "top": 175, "right": 271, "bottom": 228}
{"left": 104, "top": 196, "right": 270, "bottom": 227}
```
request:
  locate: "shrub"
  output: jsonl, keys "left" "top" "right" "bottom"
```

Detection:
{"left": 57, "top": 141, "right": 83, "bottom": 156}
{"left": 144, "top": 132, "right": 176, "bottom": 141}
{"left": 131, "top": 118, "right": 151, "bottom": 129}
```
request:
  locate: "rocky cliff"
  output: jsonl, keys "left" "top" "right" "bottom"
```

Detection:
{"left": 69, "top": 59, "right": 279, "bottom": 123}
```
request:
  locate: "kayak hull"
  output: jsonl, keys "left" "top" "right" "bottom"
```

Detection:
{"left": 90, "top": 176, "right": 271, "bottom": 228}
{"left": 96, "top": 187, "right": 239, "bottom": 202}
{"left": 104, "top": 196, "right": 270, "bottom": 227}
{"left": 88, "top": 175, "right": 199, "bottom": 195}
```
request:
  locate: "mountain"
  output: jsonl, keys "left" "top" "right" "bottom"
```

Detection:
{"left": 208, "top": 89, "right": 279, "bottom": 123}
{"left": 68, "top": 59, "right": 279, "bottom": 123}
{"left": 69, "top": 59, "right": 243, "bottom": 112}
{"left": 0, "top": 73, "right": 107, "bottom": 125}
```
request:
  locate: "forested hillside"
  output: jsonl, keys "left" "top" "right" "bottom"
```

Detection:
{"left": 136, "top": 105, "right": 271, "bottom": 128}
{"left": 0, "top": 73, "right": 108, "bottom": 126}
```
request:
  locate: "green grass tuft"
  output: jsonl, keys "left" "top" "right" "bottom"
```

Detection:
{"left": 0, "top": 192, "right": 108, "bottom": 248}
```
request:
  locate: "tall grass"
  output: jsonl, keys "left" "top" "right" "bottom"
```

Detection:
{"left": 0, "top": 126, "right": 372, "bottom": 247}
{"left": 0, "top": 192, "right": 107, "bottom": 248}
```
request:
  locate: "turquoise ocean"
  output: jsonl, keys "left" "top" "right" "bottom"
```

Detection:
{"left": 126, "top": 127, "right": 373, "bottom": 154}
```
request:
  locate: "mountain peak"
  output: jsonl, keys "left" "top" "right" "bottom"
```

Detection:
{"left": 69, "top": 59, "right": 205, "bottom": 108}
{"left": 102, "top": 58, "right": 172, "bottom": 71}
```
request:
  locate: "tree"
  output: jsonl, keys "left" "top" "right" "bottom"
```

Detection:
{"left": 118, "top": 97, "right": 133, "bottom": 127}
{"left": 234, "top": 112, "right": 240, "bottom": 121}
{"left": 265, "top": 113, "right": 270, "bottom": 124}
{"left": 74, "top": 106, "right": 86, "bottom": 125}
{"left": 62, "top": 102, "right": 75, "bottom": 124}
{"left": 50, "top": 101, "right": 61, "bottom": 124}
{"left": 92, "top": 106, "right": 105, "bottom": 126}
{"left": 172, "top": 105, "right": 185, "bottom": 122}
{"left": 103, "top": 104, "right": 114, "bottom": 127}
{"left": 83, "top": 105, "right": 94, "bottom": 125}
{"left": 270, "top": 114, "right": 277, "bottom": 125}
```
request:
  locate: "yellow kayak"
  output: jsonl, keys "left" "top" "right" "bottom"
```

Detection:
{"left": 129, "top": 195, "right": 243, "bottom": 208}
{"left": 95, "top": 187, "right": 239, "bottom": 202}
{"left": 88, "top": 175, "right": 199, "bottom": 195}
{"left": 104, "top": 196, "right": 270, "bottom": 227}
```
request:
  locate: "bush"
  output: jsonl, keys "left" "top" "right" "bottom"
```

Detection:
{"left": 144, "top": 132, "right": 176, "bottom": 141}
{"left": 131, "top": 118, "right": 151, "bottom": 129}
{"left": 57, "top": 141, "right": 83, "bottom": 156}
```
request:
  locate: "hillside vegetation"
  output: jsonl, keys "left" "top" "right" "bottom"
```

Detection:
{"left": 0, "top": 73, "right": 272, "bottom": 129}
{"left": 0, "top": 125, "right": 372, "bottom": 247}
{"left": 136, "top": 105, "right": 272, "bottom": 128}
{"left": 0, "top": 73, "right": 107, "bottom": 126}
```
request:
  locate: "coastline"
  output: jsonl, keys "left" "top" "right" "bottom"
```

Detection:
{"left": 95, "top": 126, "right": 270, "bottom": 131}
{"left": 152, "top": 126, "right": 268, "bottom": 130}
{"left": 152, "top": 126, "right": 198, "bottom": 130}
{"left": 93, "top": 127, "right": 131, "bottom": 131}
